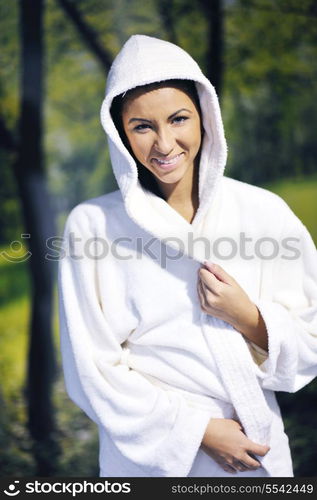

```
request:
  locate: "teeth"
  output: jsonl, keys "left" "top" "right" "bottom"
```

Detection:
{"left": 158, "top": 159, "right": 173, "bottom": 164}
{"left": 155, "top": 154, "right": 181, "bottom": 165}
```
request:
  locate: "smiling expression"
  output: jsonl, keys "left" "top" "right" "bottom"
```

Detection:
{"left": 121, "top": 86, "right": 202, "bottom": 190}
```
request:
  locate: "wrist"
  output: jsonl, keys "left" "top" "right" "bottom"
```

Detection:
{"left": 235, "top": 303, "right": 268, "bottom": 352}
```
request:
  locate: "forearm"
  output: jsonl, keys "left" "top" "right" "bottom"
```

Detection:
{"left": 233, "top": 304, "right": 268, "bottom": 352}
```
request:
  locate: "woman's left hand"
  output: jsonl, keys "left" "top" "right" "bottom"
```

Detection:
{"left": 197, "top": 261, "right": 268, "bottom": 350}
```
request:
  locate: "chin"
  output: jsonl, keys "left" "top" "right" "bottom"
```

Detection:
{"left": 153, "top": 165, "right": 190, "bottom": 184}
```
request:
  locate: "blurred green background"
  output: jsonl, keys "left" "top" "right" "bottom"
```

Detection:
{"left": 0, "top": 0, "right": 316, "bottom": 477}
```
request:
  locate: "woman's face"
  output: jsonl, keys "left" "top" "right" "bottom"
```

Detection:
{"left": 121, "top": 86, "right": 202, "bottom": 188}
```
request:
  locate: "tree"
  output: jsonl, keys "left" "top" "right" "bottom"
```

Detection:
{"left": 56, "top": 0, "right": 112, "bottom": 71}
{"left": 199, "top": 0, "right": 224, "bottom": 97}
{"left": 17, "top": 0, "right": 59, "bottom": 475}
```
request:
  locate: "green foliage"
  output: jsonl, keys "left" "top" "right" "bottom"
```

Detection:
{"left": 0, "top": 391, "right": 35, "bottom": 476}
{"left": 0, "top": 379, "right": 99, "bottom": 476}
{"left": 0, "top": 150, "right": 23, "bottom": 243}
{"left": 0, "top": 1, "right": 21, "bottom": 244}
{"left": 0, "top": 259, "right": 99, "bottom": 476}
{"left": 224, "top": 0, "right": 317, "bottom": 183}
{"left": 0, "top": 0, "right": 19, "bottom": 129}
{"left": 1, "top": 0, "right": 316, "bottom": 478}
{"left": 45, "top": 0, "right": 111, "bottom": 213}
{"left": 53, "top": 378, "right": 99, "bottom": 476}
{"left": 277, "top": 377, "right": 317, "bottom": 477}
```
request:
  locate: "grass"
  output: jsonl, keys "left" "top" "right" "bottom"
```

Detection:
{"left": 262, "top": 174, "right": 317, "bottom": 244}
{"left": 0, "top": 244, "right": 30, "bottom": 398}
{"left": 0, "top": 295, "right": 30, "bottom": 399}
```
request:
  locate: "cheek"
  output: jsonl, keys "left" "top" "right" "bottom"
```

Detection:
{"left": 136, "top": 137, "right": 151, "bottom": 157}
{"left": 181, "top": 127, "right": 201, "bottom": 153}
{"left": 127, "top": 134, "right": 152, "bottom": 162}
{"left": 193, "top": 125, "right": 202, "bottom": 152}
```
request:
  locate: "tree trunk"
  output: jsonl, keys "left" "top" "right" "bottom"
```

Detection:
{"left": 57, "top": 0, "right": 112, "bottom": 71}
{"left": 18, "top": 0, "right": 59, "bottom": 475}
{"left": 200, "top": 0, "right": 224, "bottom": 98}
{"left": 157, "top": 0, "right": 177, "bottom": 44}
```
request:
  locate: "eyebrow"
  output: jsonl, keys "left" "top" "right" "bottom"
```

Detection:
{"left": 128, "top": 108, "right": 192, "bottom": 124}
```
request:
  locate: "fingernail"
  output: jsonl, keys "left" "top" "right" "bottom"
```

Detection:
{"left": 204, "top": 261, "right": 214, "bottom": 270}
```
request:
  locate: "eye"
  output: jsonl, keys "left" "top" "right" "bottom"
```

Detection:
{"left": 172, "top": 116, "right": 189, "bottom": 124}
{"left": 133, "top": 123, "right": 152, "bottom": 132}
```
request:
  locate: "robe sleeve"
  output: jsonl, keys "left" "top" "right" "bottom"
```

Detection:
{"left": 244, "top": 338, "right": 268, "bottom": 367}
{"left": 58, "top": 206, "right": 211, "bottom": 477}
{"left": 254, "top": 206, "right": 317, "bottom": 392}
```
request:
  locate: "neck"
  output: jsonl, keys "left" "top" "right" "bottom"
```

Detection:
{"left": 157, "top": 158, "right": 200, "bottom": 223}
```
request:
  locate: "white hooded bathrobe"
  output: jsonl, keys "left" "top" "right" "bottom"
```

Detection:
{"left": 58, "top": 35, "right": 317, "bottom": 477}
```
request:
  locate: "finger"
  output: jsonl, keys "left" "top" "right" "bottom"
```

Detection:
{"left": 200, "top": 277, "right": 212, "bottom": 297}
{"left": 249, "top": 443, "right": 271, "bottom": 457}
{"left": 223, "top": 463, "right": 237, "bottom": 474}
{"left": 197, "top": 279, "right": 208, "bottom": 310}
{"left": 198, "top": 277, "right": 219, "bottom": 313}
{"left": 199, "top": 268, "right": 221, "bottom": 293}
{"left": 233, "top": 460, "right": 249, "bottom": 471}
{"left": 243, "top": 453, "right": 262, "bottom": 468}
{"left": 232, "top": 417, "right": 245, "bottom": 431}
{"left": 234, "top": 459, "right": 258, "bottom": 471}
{"left": 203, "top": 261, "right": 234, "bottom": 285}
{"left": 197, "top": 278, "right": 204, "bottom": 299}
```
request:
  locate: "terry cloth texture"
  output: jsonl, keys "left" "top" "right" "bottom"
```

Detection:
{"left": 58, "top": 34, "right": 317, "bottom": 477}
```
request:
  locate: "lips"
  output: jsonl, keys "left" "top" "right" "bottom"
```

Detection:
{"left": 151, "top": 153, "right": 184, "bottom": 169}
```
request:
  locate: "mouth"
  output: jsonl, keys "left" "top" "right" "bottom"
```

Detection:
{"left": 151, "top": 153, "right": 184, "bottom": 169}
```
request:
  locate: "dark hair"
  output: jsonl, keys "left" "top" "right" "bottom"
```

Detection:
{"left": 110, "top": 79, "right": 202, "bottom": 198}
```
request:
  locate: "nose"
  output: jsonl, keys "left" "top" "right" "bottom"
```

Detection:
{"left": 153, "top": 127, "right": 175, "bottom": 156}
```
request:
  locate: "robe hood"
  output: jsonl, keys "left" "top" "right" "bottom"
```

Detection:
{"left": 100, "top": 34, "right": 227, "bottom": 261}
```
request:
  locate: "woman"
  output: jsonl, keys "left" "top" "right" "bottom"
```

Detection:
{"left": 58, "top": 34, "right": 317, "bottom": 477}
